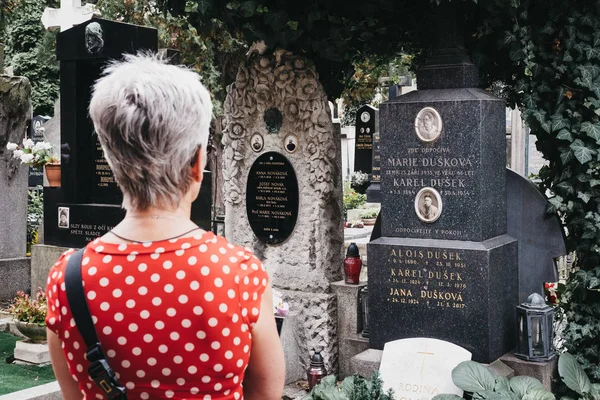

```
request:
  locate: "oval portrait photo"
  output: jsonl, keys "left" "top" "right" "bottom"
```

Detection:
{"left": 414, "top": 187, "right": 442, "bottom": 223}
{"left": 414, "top": 107, "right": 443, "bottom": 143}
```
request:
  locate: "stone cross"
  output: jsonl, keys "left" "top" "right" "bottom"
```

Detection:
{"left": 41, "top": 0, "right": 98, "bottom": 32}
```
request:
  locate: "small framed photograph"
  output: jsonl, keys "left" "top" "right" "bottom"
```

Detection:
{"left": 250, "top": 132, "right": 264, "bottom": 153}
{"left": 415, "top": 107, "right": 443, "bottom": 143}
{"left": 58, "top": 207, "right": 70, "bottom": 229}
{"left": 284, "top": 134, "right": 299, "bottom": 154}
{"left": 414, "top": 187, "right": 442, "bottom": 223}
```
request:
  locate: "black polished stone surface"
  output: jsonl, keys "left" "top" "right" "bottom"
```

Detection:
{"left": 366, "top": 131, "right": 381, "bottom": 203}
{"left": 354, "top": 105, "right": 379, "bottom": 175}
{"left": 246, "top": 152, "right": 299, "bottom": 245}
{"left": 367, "top": 235, "right": 518, "bottom": 363}
{"left": 28, "top": 116, "right": 50, "bottom": 187}
{"left": 379, "top": 88, "right": 506, "bottom": 242}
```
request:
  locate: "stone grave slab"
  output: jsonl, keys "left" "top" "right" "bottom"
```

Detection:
{"left": 14, "top": 340, "right": 51, "bottom": 365}
{"left": 379, "top": 338, "right": 471, "bottom": 400}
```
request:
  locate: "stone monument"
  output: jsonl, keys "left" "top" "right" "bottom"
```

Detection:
{"left": 222, "top": 49, "right": 344, "bottom": 374}
{"left": 0, "top": 74, "right": 32, "bottom": 302}
{"left": 354, "top": 104, "right": 378, "bottom": 176}
{"left": 367, "top": 2, "right": 518, "bottom": 363}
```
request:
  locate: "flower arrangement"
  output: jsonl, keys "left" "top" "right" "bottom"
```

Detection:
{"left": 6, "top": 135, "right": 59, "bottom": 169}
{"left": 9, "top": 288, "right": 47, "bottom": 325}
{"left": 272, "top": 289, "right": 290, "bottom": 317}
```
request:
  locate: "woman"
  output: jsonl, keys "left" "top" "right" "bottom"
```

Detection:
{"left": 45, "top": 54, "right": 285, "bottom": 399}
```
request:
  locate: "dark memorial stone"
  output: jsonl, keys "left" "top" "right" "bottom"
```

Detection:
{"left": 366, "top": 131, "right": 381, "bottom": 202}
{"left": 367, "top": 1, "right": 518, "bottom": 363}
{"left": 354, "top": 105, "right": 378, "bottom": 175}
{"left": 44, "top": 19, "right": 211, "bottom": 248}
{"left": 28, "top": 115, "right": 51, "bottom": 187}
{"left": 246, "top": 152, "right": 299, "bottom": 245}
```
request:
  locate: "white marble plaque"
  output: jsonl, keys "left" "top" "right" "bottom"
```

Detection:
{"left": 379, "top": 338, "right": 471, "bottom": 400}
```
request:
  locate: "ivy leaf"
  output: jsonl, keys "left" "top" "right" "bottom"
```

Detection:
{"left": 548, "top": 196, "right": 564, "bottom": 213}
{"left": 570, "top": 139, "right": 596, "bottom": 164}
{"left": 557, "top": 181, "right": 575, "bottom": 195}
{"left": 552, "top": 115, "right": 571, "bottom": 132}
{"left": 196, "top": 0, "right": 212, "bottom": 14}
{"left": 590, "top": 179, "right": 600, "bottom": 187}
{"left": 557, "top": 129, "right": 574, "bottom": 142}
{"left": 578, "top": 191, "right": 592, "bottom": 203}
{"left": 560, "top": 149, "right": 574, "bottom": 164}
{"left": 581, "top": 122, "right": 600, "bottom": 142}
{"left": 264, "top": 10, "right": 289, "bottom": 31}
{"left": 503, "top": 32, "right": 517, "bottom": 46}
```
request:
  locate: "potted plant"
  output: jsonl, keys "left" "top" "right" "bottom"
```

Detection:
{"left": 273, "top": 289, "right": 290, "bottom": 336}
{"left": 350, "top": 171, "right": 370, "bottom": 194}
{"left": 359, "top": 208, "right": 380, "bottom": 225}
{"left": 9, "top": 289, "right": 48, "bottom": 343}
{"left": 6, "top": 136, "right": 60, "bottom": 186}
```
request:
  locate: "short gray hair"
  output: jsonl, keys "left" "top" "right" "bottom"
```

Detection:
{"left": 89, "top": 53, "right": 213, "bottom": 211}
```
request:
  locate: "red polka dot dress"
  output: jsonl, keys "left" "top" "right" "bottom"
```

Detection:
{"left": 46, "top": 231, "right": 268, "bottom": 400}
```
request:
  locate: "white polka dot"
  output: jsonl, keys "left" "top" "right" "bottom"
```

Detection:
{"left": 219, "top": 247, "right": 227, "bottom": 254}
{"left": 236, "top": 360, "right": 243, "bottom": 368}
{"left": 151, "top": 379, "right": 160, "bottom": 388}
{"left": 219, "top": 304, "right": 228, "bottom": 313}
{"left": 208, "top": 318, "right": 218, "bottom": 327}
{"left": 222, "top": 328, "right": 230, "bottom": 337}
{"left": 100, "top": 302, "right": 110, "bottom": 311}
{"left": 140, "top": 310, "right": 150, "bottom": 319}
{"left": 175, "top": 249, "right": 185, "bottom": 256}
{"left": 132, "top": 347, "right": 142, "bottom": 356}
{"left": 87, "top": 291, "right": 96, "bottom": 300}
{"left": 126, "top": 382, "right": 135, "bottom": 390}
{"left": 151, "top": 273, "right": 160, "bottom": 283}
{"left": 118, "top": 337, "right": 127, "bottom": 345}
{"left": 196, "top": 330, "right": 207, "bottom": 340}
{"left": 173, "top": 355, "right": 183, "bottom": 364}
{"left": 92, "top": 315, "right": 98, "bottom": 324}
{"left": 170, "top": 332, "right": 180, "bottom": 340}
{"left": 201, "top": 266, "right": 210, "bottom": 276}
{"left": 243, "top": 292, "right": 249, "bottom": 301}
{"left": 138, "top": 263, "right": 147, "bottom": 272}
{"left": 215, "top": 383, "right": 222, "bottom": 391}
{"left": 225, "top": 351, "right": 233, "bottom": 359}
{"left": 185, "top": 343, "right": 195, "bottom": 351}
{"left": 125, "top": 276, "right": 135, "bottom": 285}
{"left": 188, "top": 366, "right": 197, "bottom": 374}
{"left": 211, "top": 341, "right": 221, "bottom": 350}
{"left": 107, "top": 350, "right": 116, "bottom": 358}
{"left": 227, "top": 289, "right": 236, "bottom": 299}
{"left": 167, "top": 308, "right": 177, "bottom": 317}
{"left": 103, "top": 255, "right": 112, "bottom": 263}
{"left": 214, "top": 278, "right": 223, "bottom": 287}
{"left": 188, "top": 256, "right": 197, "bottom": 265}
{"left": 121, "top": 360, "right": 130, "bottom": 368}
{"left": 181, "top": 243, "right": 191, "bottom": 249}
{"left": 147, "top": 357, "right": 157, "bottom": 366}
{"left": 253, "top": 277, "right": 259, "bottom": 285}
{"left": 73, "top": 341, "right": 80, "bottom": 350}
{"left": 191, "top": 387, "right": 199, "bottom": 395}
{"left": 222, "top": 265, "right": 231, "bottom": 274}
{"left": 190, "top": 281, "right": 200, "bottom": 290}
{"left": 114, "top": 313, "right": 124, "bottom": 322}
{"left": 243, "top": 345, "right": 249, "bottom": 353}
{"left": 234, "top": 376, "right": 240, "bottom": 384}
{"left": 82, "top": 257, "right": 90, "bottom": 266}
{"left": 143, "top": 334, "right": 153, "bottom": 343}
{"left": 178, "top": 295, "right": 188, "bottom": 304}
{"left": 177, "top": 378, "right": 185, "bottom": 386}
{"left": 112, "top": 289, "right": 122, "bottom": 298}
{"left": 64, "top": 331, "right": 70, "bottom": 339}
{"left": 129, "top": 323, "right": 138, "bottom": 332}
{"left": 142, "top": 242, "right": 152, "bottom": 248}
{"left": 126, "top": 299, "right": 136, "bottom": 308}
{"left": 155, "top": 247, "right": 165, "bottom": 254}
{"left": 202, "top": 375, "right": 211, "bottom": 383}
{"left": 232, "top": 314, "right": 239, "bottom": 323}
{"left": 103, "top": 326, "right": 112, "bottom": 335}
{"left": 127, "top": 254, "right": 136, "bottom": 262}
{"left": 244, "top": 277, "right": 250, "bottom": 285}
{"left": 210, "top": 255, "right": 219, "bottom": 263}
{"left": 199, "top": 244, "right": 208, "bottom": 252}
{"left": 141, "top": 393, "right": 149, "bottom": 400}
{"left": 233, "top": 337, "right": 241, "bottom": 345}
{"left": 118, "top": 244, "right": 127, "bottom": 251}
{"left": 193, "top": 306, "right": 203, "bottom": 315}
{"left": 95, "top": 245, "right": 104, "bottom": 253}
{"left": 138, "top": 286, "right": 148, "bottom": 295}
{"left": 158, "top": 344, "right": 168, "bottom": 353}
{"left": 205, "top": 292, "right": 214, "bottom": 301}
{"left": 152, "top": 297, "right": 162, "bottom": 306}
{"left": 200, "top": 353, "right": 209, "bottom": 362}
{"left": 176, "top": 270, "right": 186, "bottom": 280}
{"left": 164, "top": 284, "right": 174, "bottom": 293}
{"left": 155, "top": 321, "right": 165, "bottom": 330}
{"left": 182, "top": 319, "right": 191, "bottom": 328}
{"left": 166, "top": 390, "right": 174, "bottom": 398}
{"left": 214, "top": 364, "right": 223, "bottom": 372}
{"left": 99, "top": 278, "right": 109, "bottom": 287}
{"left": 163, "top": 260, "right": 173, "bottom": 269}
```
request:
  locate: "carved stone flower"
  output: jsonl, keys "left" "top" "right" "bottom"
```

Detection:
{"left": 297, "top": 77, "right": 319, "bottom": 101}
{"left": 274, "top": 65, "right": 295, "bottom": 89}
{"left": 235, "top": 67, "right": 250, "bottom": 90}
{"left": 255, "top": 83, "right": 272, "bottom": 105}
{"left": 228, "top": 122, "right": 246, "bottom": 139}
{"left": 256, "top": 56, "right": 273, "bottom": 75}
{"left": 293, "top": 57, "right": 308, "bottom": 73}
{"left": 284, "top": 100, "right": 300, "bottom": 121}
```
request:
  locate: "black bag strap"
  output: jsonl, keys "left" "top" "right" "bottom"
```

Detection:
{"left": 65, "top": 247, "right": 127, "bottom": 400}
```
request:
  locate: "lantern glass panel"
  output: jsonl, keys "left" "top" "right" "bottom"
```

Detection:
{"left": 530, "top": 315, "right": 545, "bottom": 357}
{"left": 517, "top": 313, "right": 528, "bottom": 354}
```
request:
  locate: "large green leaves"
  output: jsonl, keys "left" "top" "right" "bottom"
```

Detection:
{"left": 509, "top": 376, "right": 545, "bottom": 398}
{"left": 570, "top": 139, "right": 597, "bottom": 164}
{"left": 558, "top": 352, "right": 591, "bottom": 395}
{"left": 452, "top": 361, "right": 496, "bottom": 393}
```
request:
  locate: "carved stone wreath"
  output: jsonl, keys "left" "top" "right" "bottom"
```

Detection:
{"left": 222, "top": 49, "right": 336, "bottom": 205}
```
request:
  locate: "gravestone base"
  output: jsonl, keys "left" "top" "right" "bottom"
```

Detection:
{"left": 368, "top": 235, "right": 518, "bottom": 363}
{"left": 279, "top": 314, "right": 305, "bottom": 384}
{"left": 0, "top": 258, "right": 31, "bottom": 303}
{"left": 487, "top": 359, "right": 515, "bottom": 379}
{"left": 366, "top": 183, "right": 381, "bottom": 203}
{"left": 499, "top": 351, "right": 557, "bottom": 391}
{"left": 349, "top": 349, "right": 382, "bottom": 379}
{"left": 31, "top": 244, "right": 70, "bottom": 292}
{"left": 331, "top": 281, "right": 370, "bottom": 378}
{"left": 14, "top": 340, "right": 50, "bottom": 365}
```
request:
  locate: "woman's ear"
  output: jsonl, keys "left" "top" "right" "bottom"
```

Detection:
{"left": 191, "top": 149, "right": 203, "bottom": 183}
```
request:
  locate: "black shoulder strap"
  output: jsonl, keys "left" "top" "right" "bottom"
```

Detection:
{"left": 64, "top": 247, "right": 127, "bottom": 400}
{"left": 65, "top": 248, "right": 99, "bottom": 350}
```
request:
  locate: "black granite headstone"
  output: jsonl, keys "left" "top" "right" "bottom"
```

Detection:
{"left": 44, "top": 19, "right": 211, "bottom": 248}
{"left": 246, "top": 152, "right": 299, "bottom": 245}
{"left": 28, "top": 115, "right": 51, "bottom": 187}
{"left": 367, "top": 2, "right": 518, "bottom": 363}
{"left": 354, "top": 105, "right": 378, "bottom": 175}
{"left": 366, "top": 131, "right": 381, "bottom": 203}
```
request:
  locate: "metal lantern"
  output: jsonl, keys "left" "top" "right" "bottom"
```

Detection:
{"left": 515, "top": 293, "right": 556, "bottom": 362}
{"left": 360, "top": 286, "right": 369, "bottom": 338}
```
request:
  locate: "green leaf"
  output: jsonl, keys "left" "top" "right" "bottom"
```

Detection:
{"left": 495, "top": 376, "right": 511, "bottom": 392}
{"left": 558, "top": 353, "right": 591, "bottom": 395}
{"left": 522, "top": 389, "right": 556, "bottom": 400}
{"left": 264, "top": 10, "right": 289, "bottom": 31}
{"left": 552, "top": 116, "right": 571, "bottom": 132}
{"left": 340, "top": 376, "right": 355, "bottom": 397}
{"left": 510, "top": 376, "right": 545, "bottom": 398}
{"left": 432, "top": 395, "right": 463, "bottom": 400}
{"left": 197, "top": 0, "right": 212, "bottom": 14}
{"left": 581, "top": 122, "right": 600, "bottom": 142}
{"left": 557, "top": 129, "right": 573, "bottom": 142}
{"left": 577, "top": 191, "right": 591, "bottom": 203}
{"left": 451, "top": 361, "right": 496, "bottom": 393}
{"left": 556, "top": 181, "right": 575, "bottom": 195}
{"left": 560, "top": 149, "right": 574, "bottom": 164}
{"left": 570, "top": 139, "right": 596, "bottom": 164}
